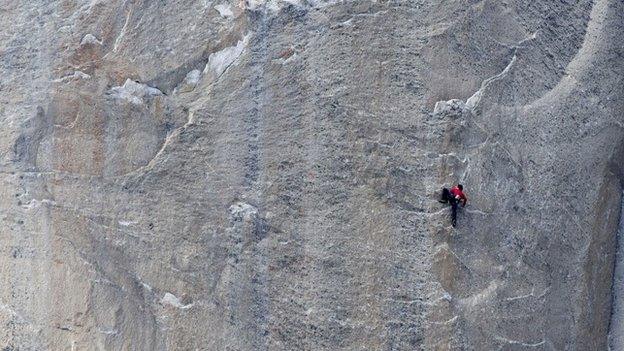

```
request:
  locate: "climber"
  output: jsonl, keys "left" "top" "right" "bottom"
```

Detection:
{"left": 439, "top": 184, "right": 467, "bottom": 227}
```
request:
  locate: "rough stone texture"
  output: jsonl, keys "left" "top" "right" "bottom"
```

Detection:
{"left": 0, "top": 0, "right": 623, "bottom": 350}
{"left": 609, "top": 196, "right": 624, "bottom": 350}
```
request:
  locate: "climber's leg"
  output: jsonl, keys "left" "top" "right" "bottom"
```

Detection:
{"left": 451, "top": 200, "right": 458, "bottom": 227}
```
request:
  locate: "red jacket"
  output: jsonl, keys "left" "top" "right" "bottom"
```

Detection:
{"left": 450, "top": 186, "right": 467, "bottom": 206}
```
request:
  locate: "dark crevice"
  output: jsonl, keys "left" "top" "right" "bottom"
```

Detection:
{"left": 608, "top": 141, "right": 624, "bottom": 349}
{"left": 608, "top": 191, "right": 624, "bottom": 349}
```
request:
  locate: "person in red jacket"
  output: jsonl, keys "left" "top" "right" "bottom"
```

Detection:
{"left": 439, "top": 184, "right": 467, "bottom": 227}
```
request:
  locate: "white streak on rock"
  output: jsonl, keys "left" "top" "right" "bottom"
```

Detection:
{"left": 505, "top": 287, "right": 535, "bottom": 301}
{"left": 53, "top": 71, "right": 91, "bottom": 83}
{"left": 459, "top": 280, "right": 498, "bottom": 308}
{"left": 80, "top": 33, "right": 102, "bottom": 46}
{"left": 464, "top": 208, "right": 492, "bottom": 216}
{"left": 21, "top": 199, "right": 57, "bottom": 210}
{"left": 441, "top": 292, "right": 453, "bottom": 301}
{"left": 214, "top": 4, "right": 234, "bottom": 18}
{"left": 229, "top": 202, "right": 258, "bottom": 221}
{"left": 185, "top": 69, "right": 201, "bottom": 85}
{"left": 108, "top": 79, "right": 163, "bottom": 105}
{"left": 432, "top": 316, "right": 458, "bottom": 325}
{"left": 204, "top": 34, "right": 251, "bottom": 78}
{"left": 161, "top": 292, "right": 194, "bottom": 309}
{"left": 118, "top": 220, "right": 137, "bottom": 227}
{"left": 495, "top": 336, "right": 545, "bottom": 347}
{"left": 433, "top": 99, "right": 466, "bottom": 116}
{"left": 98, "top": 328, "right": 119, "bottom": 335}
{"left": 465, "top": 55, "right": 517, "bottom": 111}
{"left": 112, "top": 9, "right": 132, "bottom": 53}
{"left": 174, "top": 69, "right": 202, "bottom": 94}
{"left": 0, "top": 302, "right": 27, "bottom": 323}
{"left": 464, "top": 31, "right": 539, "bottom": 111}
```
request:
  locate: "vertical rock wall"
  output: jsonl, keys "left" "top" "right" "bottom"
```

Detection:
{"left": 0, "top": 0, "right": 622, "bottom": 350}
{"left": 609, "top": 193, "right": 624, "bottom": 350}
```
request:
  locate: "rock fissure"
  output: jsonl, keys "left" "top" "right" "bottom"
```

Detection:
{"left": 465, "top": 30, "right": 541, "bottom": 111}
{"left": 608, "top": 192, "right": 624, "bottom": 350}
{"left": 495, "top": 336, "right": 546, "bottom": 348}
{"left": 465, "top": 53, "right": 517, "bottom": 111}
{"left": 110, "top": 4, "right": 133, "bottom": 54}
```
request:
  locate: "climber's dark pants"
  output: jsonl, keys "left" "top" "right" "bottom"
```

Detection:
{"left": 440, "top": 188, "right": 458, "bottom": 227}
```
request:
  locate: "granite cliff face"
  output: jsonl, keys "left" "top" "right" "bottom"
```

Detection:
{"left": 0, "top": 0, "right": 623, "bottom": 350}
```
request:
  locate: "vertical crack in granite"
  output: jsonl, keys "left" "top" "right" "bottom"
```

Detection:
{"left": 609, "top": 192, "right": 624, "bottom": 350}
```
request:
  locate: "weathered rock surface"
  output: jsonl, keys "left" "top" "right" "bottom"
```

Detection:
{"left": 0, "top": 0, "right": 623, "bottom": 350}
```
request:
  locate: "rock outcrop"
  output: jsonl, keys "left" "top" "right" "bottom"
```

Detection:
{"left": 0, "top": 0, "right": 622, "bottom": 350}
